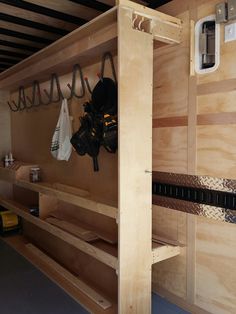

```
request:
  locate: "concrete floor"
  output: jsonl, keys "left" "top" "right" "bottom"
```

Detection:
{"left": 0, "top": 238, "right": 189, "bottom": 314}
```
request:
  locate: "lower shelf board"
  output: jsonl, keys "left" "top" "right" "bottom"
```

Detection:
{"left": 26, "top": 243, "right": 112, "bottom": 310}
{"left": 45, "top": 216, "right": 99, "bottom": 242}
{"left": 152, "top": 242, "right": 181, "bottom": 264}
{"left": 0, "top": 197, "right": 118, "bottom": 270}
{"left": 3, "top": 236, "right": 116, "bottom": 314}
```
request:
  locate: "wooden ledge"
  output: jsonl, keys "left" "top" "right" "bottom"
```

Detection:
{"left": 15, "top": 179, "right": 118, "bottom": 219}
{"left": 152, "top": 242, "right": 181, "bottom": 264}
{"left": 0, "top": 197, "right": 118, "bottom": 270}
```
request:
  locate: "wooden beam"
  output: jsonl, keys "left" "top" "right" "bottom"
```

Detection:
{"left": 0, "top": 0, "right": 87, "bottom": 25}
{"left": 118, "top": 5, "right": 153, "bottom": 313}
{"left": 0, "top": 3, "right": 76, "bottom": 32}
{"left": 152, "top": 242, "right": 181, "bottom": 264}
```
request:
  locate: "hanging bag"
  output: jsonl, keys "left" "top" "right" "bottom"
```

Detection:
{"left": 51, "top": 99, "right": 72, "bottom": 161}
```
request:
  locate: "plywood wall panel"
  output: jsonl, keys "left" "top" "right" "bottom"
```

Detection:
{"left": 152, "top": 205, "right": 187, "bottom": 299}
{"left": 197, "top": 125, "right": 236, "bottom": 179}
{"left": 152, "top": 6, "right": 189, "bottom": 305}
{"left": 10, "top": 62, "right": 118, "bottom": 203}
{"left": 153, "top": 127, "right": 188, "bottom": 174}
{"left": 198, "top": 91, "right": 236, "bottom": 115}
{"left": 195, "top": 216, "right": 236, "bottom": 314}
{"left": 153, "top": 11, "right": 189, "bottom": 119}
{"left": 153, "top": 205, "right": 186, "bottom": 244}
{"left": 152, "top": 1, "right": 236, "bottom": 314}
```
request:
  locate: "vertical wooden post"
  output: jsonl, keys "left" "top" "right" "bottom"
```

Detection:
{"left": 0, "top": 90, "right": 12, "bottom": 198}
{"left": 118, "top": 6, "right": 153, "bottom": 314}
{"left": 187, "top": 1, "right": 197, "bottom": 304}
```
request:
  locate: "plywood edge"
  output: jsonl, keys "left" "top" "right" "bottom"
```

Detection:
{"left": 26, "top": 243, "right": 112, "bottom": 310}
{"left": 0, "top": 197, "right": 118, "bottom": 269}
{"left": 152, "top": 242, "right": 181, "bottom": 264}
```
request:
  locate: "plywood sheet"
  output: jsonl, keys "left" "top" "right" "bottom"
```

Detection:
{"left": 153, "top": 11, "right": 189, "bottom": 119}
{"left": 153, "top": 127, "right": 188, "bottom": 174}
{"left": 152, "top": 205, "right": 187, "bottom": 299}
{"left": 198, "top": 91, "right": 236, "bottom": 115}
{"left": 196, "top": 216, "right": 236, "bottom": 314}
{"left": 197, "top": 125, "right": 236, "bottom": 179}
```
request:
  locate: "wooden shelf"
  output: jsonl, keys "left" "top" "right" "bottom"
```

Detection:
{"left": 152, "top": 242, "right": 181, "bottom": 264}
{"left": 0, "top": 197, "right": 118, "bottom": 270}
{"left": 0, "top": 162, "right": 37, "bottom": 183}
{"left": 45, "top": 212, "right": 117, "bottom": 244}
{"left": 4, "top": 235, "right": 116, "bottom": 314}
{"left": 15, "top": 179, "right": 118, "bottom": 219}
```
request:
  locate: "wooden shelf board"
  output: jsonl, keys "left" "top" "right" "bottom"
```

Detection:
{"left": 45, "top": 216, "right": 99, "bottom": 243}
{"left": 3, "top": 235, "right": 117, "bottom": 314}
{"left": 15, "top": 179, "right": 118, "bottom": 219}
{"left": 46, "top": 211, "right": 117, "bottom": 245}
{"left": 0, "top": 197, "right": 118, "bottom": 270}
{"left": 152, "top": 241, "right": 181, "bottom": 264}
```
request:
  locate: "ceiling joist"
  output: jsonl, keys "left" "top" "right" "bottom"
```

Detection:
{"left": 0, "top": 12, "right": 68, "bottom": 36}
{"left": 0, "top": 0, "right": 87, "bottom": 25}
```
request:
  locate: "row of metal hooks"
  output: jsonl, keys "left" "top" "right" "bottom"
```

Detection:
{"left": 8, "top": 52, "right": 117, "bottom": 112}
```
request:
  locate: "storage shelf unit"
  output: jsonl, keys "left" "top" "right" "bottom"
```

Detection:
{"left": 0, "top": 1, "right": 182, "bottom": 313}
{"left": 16, "top": 179, "right": 118, "bottom": 219}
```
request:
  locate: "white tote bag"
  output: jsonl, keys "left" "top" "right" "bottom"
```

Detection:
{"left": 51, "top": 99, "right": 72, "bottom": 161}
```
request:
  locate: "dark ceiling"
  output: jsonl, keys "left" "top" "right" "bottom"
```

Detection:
{"left": 0, "top": 0, "right": 172, "bottom": 73}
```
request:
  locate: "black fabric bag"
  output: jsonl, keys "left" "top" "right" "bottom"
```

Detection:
{"left": 71, "top": 52, "right": 118, "bottom": 172}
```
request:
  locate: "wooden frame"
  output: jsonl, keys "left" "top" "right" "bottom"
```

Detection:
{"left": 0, "top": 1, "right": 182, "bottom": 313}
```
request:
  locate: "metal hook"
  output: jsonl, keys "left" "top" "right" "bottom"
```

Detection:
{"left": 8, "top": 86, "right": 27, "bottom": 112}
{"left": 26, "top": 80, "right": 42, "bottom": 107}
{"left": 84, "top": 76, "right": 93, "bottom": 95}
{"left": 67, "top": 64, "right": 86, "bottom": 100}
{"left": 101, "top": 52, "right": 117, "bottom": 84}
{"left": 8, "top": 100, "right": 19, "bottom": 112}
{"left": 43, "top": 73, "right": 64, "bottom": 104}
